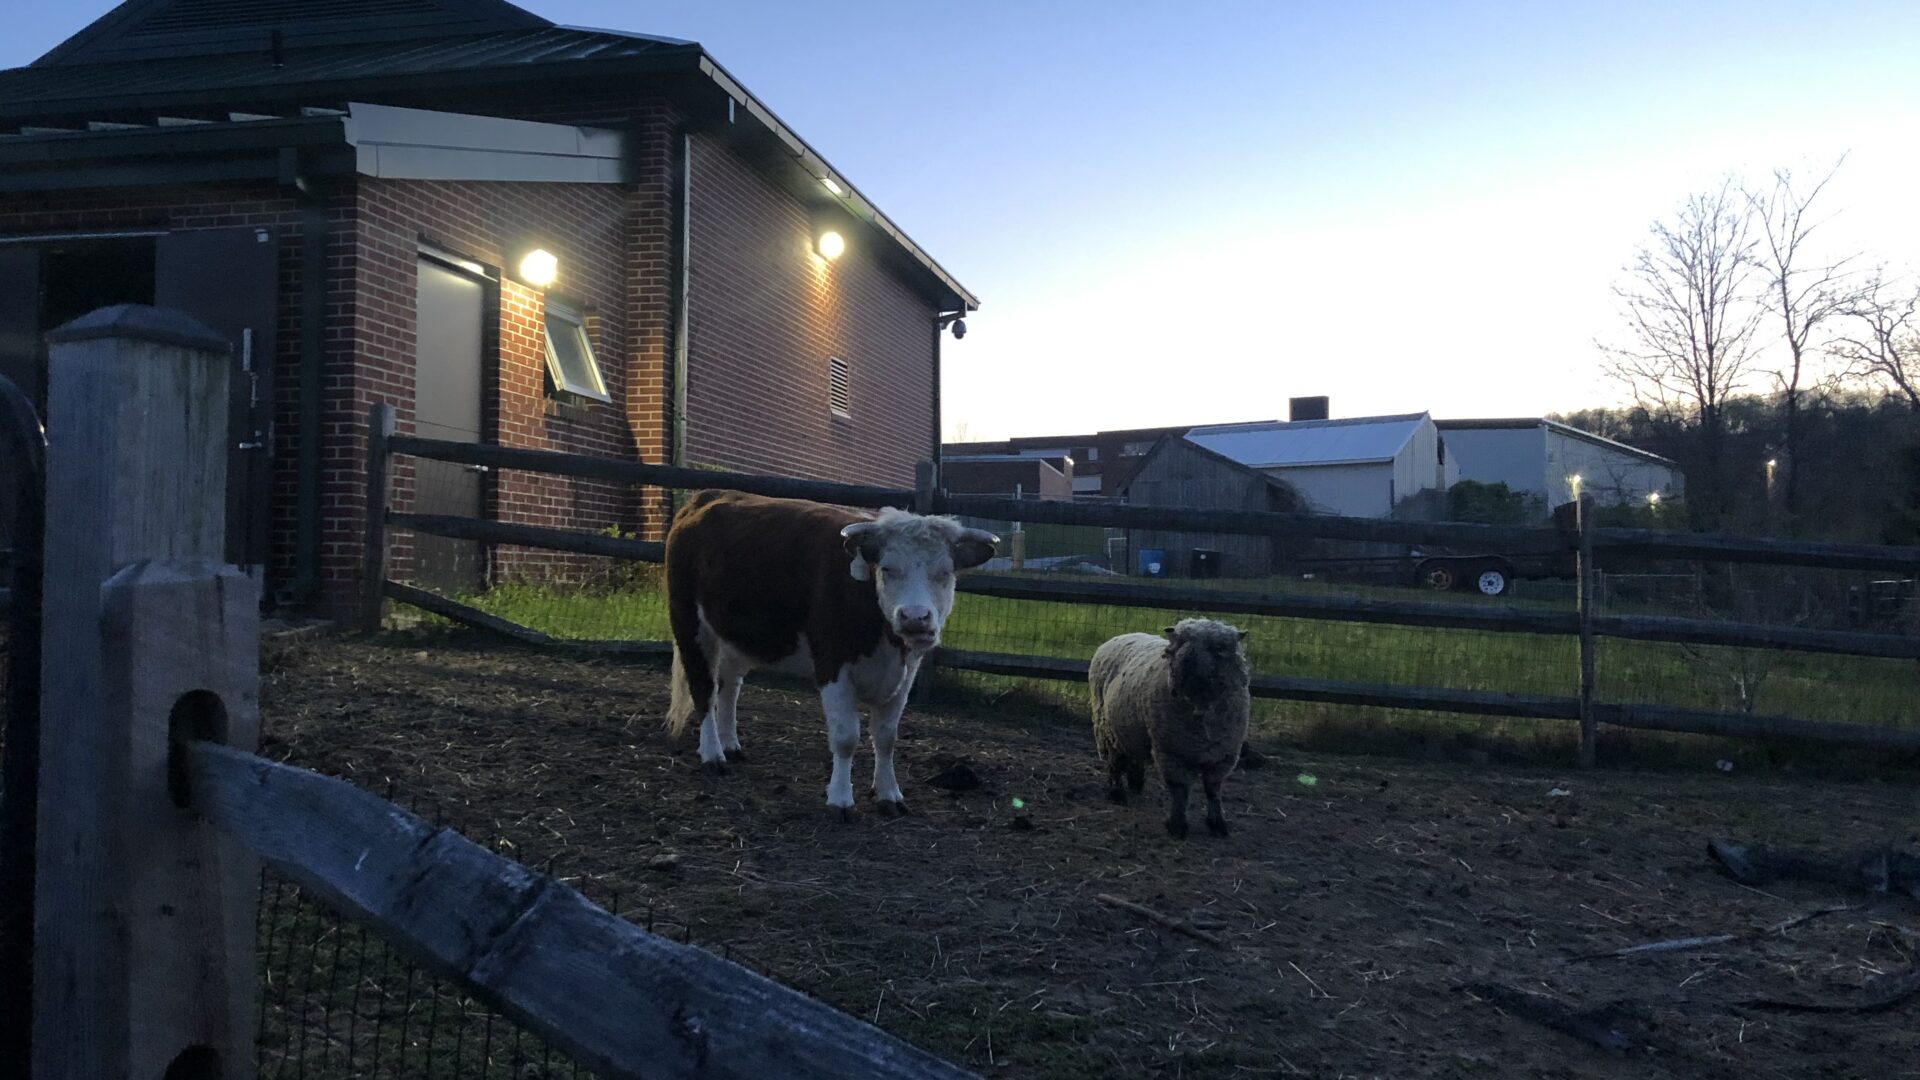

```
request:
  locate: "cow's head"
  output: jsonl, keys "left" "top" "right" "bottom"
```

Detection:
{"left": 1163, "top": 618, "right": 1250, "bottom": 702}
{"left": 842, "top": 509, "right": 999, "bottom": 652}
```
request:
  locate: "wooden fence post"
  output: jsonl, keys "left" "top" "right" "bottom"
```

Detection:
{"left": 34, "top": 305, "right": 260, "bottom": 1080}
{"left": 362, "top": 401, "right": 396, "bottom": 632}
{"left": 1575, "top": 493, "right": 1598, "bottom": 769}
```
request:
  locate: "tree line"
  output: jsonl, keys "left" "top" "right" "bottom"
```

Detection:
{"left": 1592, "top": 160, "right": 1918, "bottom": 541}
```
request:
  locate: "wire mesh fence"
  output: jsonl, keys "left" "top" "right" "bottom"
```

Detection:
{"left": 1590, "top": 560, "right": 1918, "bottom": 726}
{"left": 371, "top": 442, "right": 1920, "bottom": 759}
{"left": 250, "top": 781, "right": 813, "bottom": 1080}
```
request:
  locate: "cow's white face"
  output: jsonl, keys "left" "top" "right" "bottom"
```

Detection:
{"left": 843, "top": 510, "right": 998, "bottom": 653}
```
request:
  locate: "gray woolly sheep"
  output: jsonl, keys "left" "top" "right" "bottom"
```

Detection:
{"left": 1089, "top": 618, "right": 1250, "bottom": 838}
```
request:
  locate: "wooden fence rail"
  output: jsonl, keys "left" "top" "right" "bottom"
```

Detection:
{"left": 371, "top": 413, "right": 1920, "bottom": 759}
{"left": 388, "top": 433, "right": 917, "bottom": 509}
{"left": 187, "top": 741, "right": 979, "bottom": 1080}
{"left": 390, "top": 422, "right": 1920, "bottom": 572}
{"left": 930, "top": 649, "right": 1920, "bottom": 751}
{"left": 377, "top": 507, "right": 1920, "bottom": 662}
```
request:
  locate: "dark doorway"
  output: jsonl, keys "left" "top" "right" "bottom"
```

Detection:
{"left": 157, "top": 227, "right": 279, "bottom": 570}
{"left": 411, "top": 254, "right": 490, "bottom": 596}
{"left": 0, "top": 230, "right": 276, "bottom": 580}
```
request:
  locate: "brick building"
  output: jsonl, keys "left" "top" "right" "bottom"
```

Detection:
{"left": 0, "top": 0, "right": 976, "bottom": 612}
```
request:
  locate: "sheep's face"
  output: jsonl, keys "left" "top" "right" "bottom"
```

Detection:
{"left": 1163, "top": 619, "right": 1250, "bottom": 702}
{"left": 842, "top": 509, "right": 999, "bottom": 653}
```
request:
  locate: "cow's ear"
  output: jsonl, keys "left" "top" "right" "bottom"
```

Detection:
{"left": 950, "top": 528, "right": 1000, "bottom": 570}
{"left": 1236, "top": 629, "right": 1249, "bottom": 643}
{"left": 841, "top": 521, "right": 881, "bottom": 581}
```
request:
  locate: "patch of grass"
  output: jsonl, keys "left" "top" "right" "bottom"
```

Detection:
{"left": 457, "top": 579, "right": 1913, "bottom": 738}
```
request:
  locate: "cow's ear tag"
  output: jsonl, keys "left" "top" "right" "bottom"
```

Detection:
{"left": 848, "top": 556, "right": 871, "bottom": 582}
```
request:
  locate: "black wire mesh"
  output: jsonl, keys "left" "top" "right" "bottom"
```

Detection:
{"left": 1590, "top": 560, "right": 1918, "bottom": 726}
{"left": 378, "top": 459, "right": 1918, "bottom": 758}
{"left": 250, "top": 784, "right": 801, "bottom": 1080}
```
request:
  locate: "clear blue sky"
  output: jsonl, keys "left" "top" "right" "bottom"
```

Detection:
{"left": 11, "top": 2, "right": 1920, "bottom": 439}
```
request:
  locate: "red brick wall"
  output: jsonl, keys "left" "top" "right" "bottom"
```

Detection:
{"left": 1, "top": 93, "right": 951, "bottom": 613}
{"left": 0, "top": 182, "right": 356, "bottom": 603}
{"left": 683, "top": 132, "right": 938, "bottom": 488}
{"left": 349, "top": 175, "right": 645, "bottom": 591}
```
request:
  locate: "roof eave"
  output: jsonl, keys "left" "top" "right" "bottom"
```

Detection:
{"left": 694, "top": 53, "right": 978, "bottom": 312}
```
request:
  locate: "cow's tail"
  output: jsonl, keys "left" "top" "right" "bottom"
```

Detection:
{"left": 666, "top": 644, "right": 698, "bottom": 738}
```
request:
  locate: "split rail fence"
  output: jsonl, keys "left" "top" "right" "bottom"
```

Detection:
{"left": 367, "top": 404, "right": 1920, "bottom": 763}
{"left": 0, "top": 309, "right": 978, "bottom": 1080}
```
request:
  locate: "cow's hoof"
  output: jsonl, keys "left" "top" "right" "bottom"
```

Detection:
{"left": 836, "top": 807, "right": 857, "bottom": 824}
{"left": 702, "top": 759, "right": 729, "bottom": 776}
{"left": 875, "top": 799, "right": 910, "bottom": 818}
{"left": 723, "top": 747, "right": 747, "bottom": 762}
{"left": 1206, "top": 817, "right": 1232, "bottom": 837}
{"left": 1106, "top": 788, "right": 1128, "bottom": 806}
{"left": 1165, "top": 817, "right": 1189, "bottom": 839}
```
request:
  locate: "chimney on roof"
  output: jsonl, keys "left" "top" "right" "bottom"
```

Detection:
{"left": 1289, "top": 396, "right": 1329, "bottom": 422}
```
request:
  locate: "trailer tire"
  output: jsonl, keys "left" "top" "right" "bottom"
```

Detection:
{"left": 1473, "top": 562, "right": 1514, "bottom": 597}
{"left": 1418, "top": 560, "right": 1457, "bottom": 591}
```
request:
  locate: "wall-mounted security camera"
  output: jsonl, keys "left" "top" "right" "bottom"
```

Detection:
{"left": 950, "top": 318, "right": 967, "bottom": 340}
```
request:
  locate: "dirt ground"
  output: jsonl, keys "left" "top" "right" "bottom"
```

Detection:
{"left": 261, "top": 633, "right": 1920, "bottom": 1079}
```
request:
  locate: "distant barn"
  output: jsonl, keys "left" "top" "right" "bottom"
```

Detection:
{"left": 1436, "top": 418, "right": 1680, "bottom": 518}
{"left": 1112, "top": 435, "right": 1303, "bottom": 579}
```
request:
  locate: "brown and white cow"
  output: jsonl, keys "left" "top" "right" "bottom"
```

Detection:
{"left": 663, "top": 490, "right": 999, "bottom": 815}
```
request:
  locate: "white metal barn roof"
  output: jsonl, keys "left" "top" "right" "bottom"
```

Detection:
{"left": 1187, "top": 413, "right": 1428, "bottom": 468}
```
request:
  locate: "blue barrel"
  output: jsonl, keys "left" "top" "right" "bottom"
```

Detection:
{"left": 1136, "top": 547, "right": 1166, "bottom": 577}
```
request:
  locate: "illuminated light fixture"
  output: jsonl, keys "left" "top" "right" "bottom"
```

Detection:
{"left": 821, "top": 176, "right": 845, "bottom": 196}
{"left": 816, "top": 230, "right": 845, "bottom": 259}
{"left": 1646, "top": 491, "right": 1661, "bottom": 506}
{"left": 517, "top": 248, "right": 559, "bottom": 289}
{"left": 1766, "top": 458, "right": 1778, "bottom": 468}
{"left": 1568, "top": 473, "right": 1583, "bottom": 492}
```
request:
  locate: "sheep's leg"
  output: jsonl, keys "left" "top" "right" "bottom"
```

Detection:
{"left": 1164, "top": 779, "right": 1192, "bottom": 838}
{"left": 1105, "top": 753, "right": 1132, "bottom": 805}
{"left": 1163, "top": 761, "right": 1194, "bottom": 838}
{"left": 1127, "top": 759, "right": 1147, "bottom": 794}
{"left": 1202, "top": 768, "right": 1231, "bottom": 836}
{"left": 819, "top": 673, "right": 862, "bottom": 820}
{"left": 870, "top": 682, "right": 911, "bottom": 816}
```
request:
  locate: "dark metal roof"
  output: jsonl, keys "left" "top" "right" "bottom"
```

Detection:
{"left": 2, "top": 0, "right": 979, "bottom": 311}
{"left": 36, "top": 0, "right": 550, "bottom": 66}
{"left": 0, "top": 28, "right": 692, "bottom": 118}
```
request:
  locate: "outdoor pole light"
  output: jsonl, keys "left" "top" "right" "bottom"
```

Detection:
{"left": 517, "top": 248, "right": 559, "bottom": 289}
{"left": 816, "top": 230, "right": 845, "bottom": 259}
{"left": 1568, "top": 474, "right": 1583, "bottom": 497}
{"left": 1646, "top": 491, "right": 1660, "bottom": 507}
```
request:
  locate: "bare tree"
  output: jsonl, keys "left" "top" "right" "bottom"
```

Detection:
{"left": 1745, "top": 162, "right": 1857, "bottom": 530}
{"left": 1603, "top": 180, "right": 1763, "bottom": 527}
{"left": 1833, "top": 270, "right": 1920, "bottom": 410}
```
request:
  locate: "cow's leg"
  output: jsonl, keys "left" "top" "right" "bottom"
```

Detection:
{"left": 712, "top": 646, "right": 749, "bottom": 762}
{"left": 713, "top": 676, "right": 745, "bottom": 761}
{"left": 820, "top": 673, "right": 861, "bottom": 820}
{"left": 870, "top": 682, "right": 911, "bottom": 816}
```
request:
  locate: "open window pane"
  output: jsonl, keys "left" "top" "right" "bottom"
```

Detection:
{"left": 543, "top": 301, "right": 611, "bottom": 402}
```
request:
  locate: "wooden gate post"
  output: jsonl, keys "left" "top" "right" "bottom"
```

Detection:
{"left": 1575, "top": 493, "right": 1598, "bottom": 769}
{"left": 34, "top": 306, "right": 260, "bottom": 1080}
